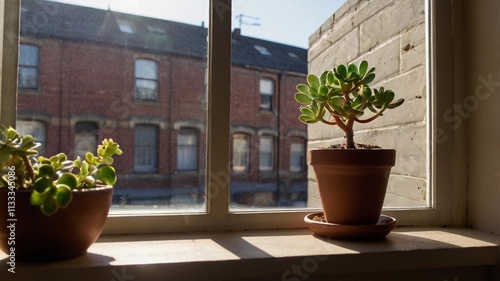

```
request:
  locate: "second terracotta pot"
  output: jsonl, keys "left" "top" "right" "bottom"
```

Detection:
{"left": 309, "top": 148, "right": 396, "bottom": 225}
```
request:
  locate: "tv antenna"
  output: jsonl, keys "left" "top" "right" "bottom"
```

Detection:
{"left": 235, "top": 14, "right": 261, "bottom": 30}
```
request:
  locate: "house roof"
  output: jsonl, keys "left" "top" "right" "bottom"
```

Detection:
{"left": 20, "top": 0, "right": 307, "bottom": 74}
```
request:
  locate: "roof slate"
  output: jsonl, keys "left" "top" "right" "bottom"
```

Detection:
{"left": 21, "top": 0, "right": 307, "bottom": 73}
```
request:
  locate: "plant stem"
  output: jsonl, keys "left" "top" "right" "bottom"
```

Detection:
{"left": 345, "top": 119, "right": 355, "bottom": 148}
{"left": 21, "top": 155, "right": 35, "bottom": 182}
{"left": 355, "top": 107, "right": 386, "bottom": 123}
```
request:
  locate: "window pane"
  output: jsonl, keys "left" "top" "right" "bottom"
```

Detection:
{"left": 135, "top": 60, "right": 158, "bottom": 79}
{"left": 290, "top": 142, "right": 305, "bottom": 172}
{"left": 18, "top": 44, "right": 39, "bottom": 89}
{"left": 19, "top": 44, "right": 39, "bottom": 66}
{"left": 260, "top": 79, "right": 273, "bottom": 94}
{"left": 134, "top": 125, "right": 158, "bottom": 173}
{"left": 18, "top": 67, "right": 38, "bottom": 89}
{"left": 260, "top": 78, "right": 273, "bottom": 110}
{"left": 135, "top": 79, "right": 158, "bottom": 100}
{"left": 135, "top": 60, "right": 158, "bottom": 100}
{"left": 18, "top": 0, "right": 208, "bottom": 213}
{"left": 232, "top": 134, "right": 249, "bottom": 173}
{"left": 230, "top": 0, "right": 428, "bottom": 211}
{"left": 177, "top": 131, "right": 198, "bottom": 171}
{"left": 259, "top": 136, "right": 273, "bottom": 171}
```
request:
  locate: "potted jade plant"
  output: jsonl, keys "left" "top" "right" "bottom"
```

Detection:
{"left": 295, "top": 60, "right": 404, "bottom": 239}
{"left": 0, "top": 125, "right": 122, "bottom": 261}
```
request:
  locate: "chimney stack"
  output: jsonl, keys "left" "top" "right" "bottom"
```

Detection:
{"left": 233, "top": 28, "right": 241, "bottom": 40}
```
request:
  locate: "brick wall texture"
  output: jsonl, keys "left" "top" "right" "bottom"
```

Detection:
{"left": 307, "top": 0, "right": 427, "bottom": 208}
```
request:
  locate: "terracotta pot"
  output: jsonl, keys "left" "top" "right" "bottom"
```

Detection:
{"left": 309, "top": 148, "right": 396, "bottom": 225}
{"left": 0, "top": 185, "right": 113, "bottom": 262}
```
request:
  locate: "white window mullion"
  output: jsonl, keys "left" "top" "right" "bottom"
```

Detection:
{"left": 206, "top": 0, "right": 232, "bottom": 229}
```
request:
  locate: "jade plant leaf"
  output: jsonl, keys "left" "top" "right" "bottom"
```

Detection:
{"left": 30, "top": 189, "right": 50, "bottom": 206}
{"left": 359, "top": 60, "right": 368, "bottom": 77}
{"left": 96, "top": 166, "right": 117, "bottom": 186}
{"left": 56, "top": 184, "right": 73, "bottom": 208}
{"left": 307, "top": 74, "right": 320, "bottom": 89}
{"left": 34, "top": 177, "right": 53, "bottom": 193}
{"left": 294, "top": 93, "right": 312, "bottom": 105}
{"left": 41, "top": 196, "right": 59, "bottom": 216}
{"left": 57, "top": 173, "right": 78, "bottom": 189}
{"left": 38, "top": 164, "right": 56, "bottom": 179}
{"left": 296, "top": 84, "right": 309, "bottom": 94}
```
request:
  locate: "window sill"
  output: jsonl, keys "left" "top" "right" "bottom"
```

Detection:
{"left": 1, "top": 227, "right": 498, "bottom": 280}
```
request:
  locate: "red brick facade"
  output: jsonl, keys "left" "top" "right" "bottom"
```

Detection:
{"left": 17, "top": 1, "right": 307, "bottom": 207}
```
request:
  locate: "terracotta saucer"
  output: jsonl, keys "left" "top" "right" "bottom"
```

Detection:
{"left": 304, "top": 212, "right": 397, "bottom": 240}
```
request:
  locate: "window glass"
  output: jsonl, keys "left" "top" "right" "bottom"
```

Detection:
{"left": 134, "top": 125, "right": 158, "bottom": 173}
{"left": 18, "top": 0, "right": 208, "bottom": 213}
{"left": 74, "top": 122, "right": 98, "bottom": 159}
{"left": 177, "top": 130, "right": 198, "bottom": 171}
{"left": 259, "top": 136, "right": 273, "bottom": 172}
{"left": 232, "top": 134, "right": 249, "bottom": 173}
{"left": 18, "top": 44, "right": 39, "bottom": 89}
{"left": 117, "top": 19, "right": 134, "bottom": 33}
{"left": 16, "top": 120, "right": 45, "bottom": 153}
{"left": 290, "top": 142, "right": 305, "bottom": 172}
{"left": 135, "top": 59, "right": 158, "bottom": 100}
{"left": 259, "top": 78, "right": 273, "bottom": 111}
{"left": 230, "top": 0, "right": 428, "bottom": 211}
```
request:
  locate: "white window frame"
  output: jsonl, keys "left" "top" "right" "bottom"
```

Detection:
{"left": 0, "top": 0, "right": 466, "bottom": 234}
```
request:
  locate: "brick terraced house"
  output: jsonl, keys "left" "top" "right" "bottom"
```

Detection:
{"left": 17, "top": 0, "right": 308, "bottom": 208}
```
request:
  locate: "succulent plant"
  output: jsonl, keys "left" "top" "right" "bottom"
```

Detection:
{"left": 294, "top": 60, "right": 404, "bottom": 148}
{"left": 0, "top": 125, "right": 122, "bottom": 215}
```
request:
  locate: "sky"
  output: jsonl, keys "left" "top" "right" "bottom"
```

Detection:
{"left": 48, "top": 0, "right": 346, "bottom": 48}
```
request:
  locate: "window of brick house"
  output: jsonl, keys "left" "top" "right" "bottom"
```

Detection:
{"left": 134, "top": 125, "right": 158, "bottom": 173}
{"left": 135, "top": 59, "right": 159, "bottom": 101}
{"left": 259, "top": 135, "right": 274, "bottom": 172}
{"left": 177, "top": 129, "right": 199, "bottom": 171}
{"left": 259, "top": 78, "right": 274, "bottom": 111}
{"left": 74, "top": 122, "right": 98, "bottom": 160}
{"left": 16, "top": 120, "right": 45, "bottom": 153}
{"left": 290, "top": 141, "right": 305, "bottom": 172}
{"left": 232, "top": 134, "right": 250, "bottom": 173}
{"left": 18, "top": 44, "right": 39, "bottom": 89}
